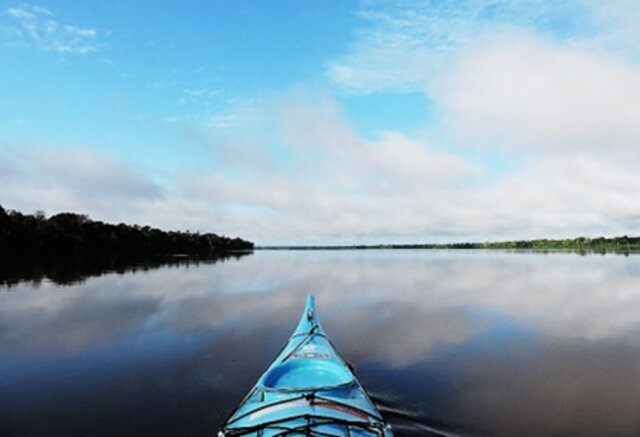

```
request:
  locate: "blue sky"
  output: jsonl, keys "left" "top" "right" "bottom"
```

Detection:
{"left": 2, "top": 1, "right": 640, "bottom": 244}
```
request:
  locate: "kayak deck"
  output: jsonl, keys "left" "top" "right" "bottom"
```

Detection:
{"left": 220, "top": 295, "right": 393, "bottom": 436}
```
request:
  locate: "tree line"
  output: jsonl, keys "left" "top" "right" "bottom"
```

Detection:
{"left": 260, "top": 236, "right": 640, "bottom": 252}
{"left": 472, "top": 236, "right": 640, "bottom": 251}
{"left": 0, "top": 204, "right": 253, "bottom": 259}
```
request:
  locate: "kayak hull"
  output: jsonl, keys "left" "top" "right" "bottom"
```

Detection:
{"left": 220, "top": 295, "right": 393, "bottom": 436}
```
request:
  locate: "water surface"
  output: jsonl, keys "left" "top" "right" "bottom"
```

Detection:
{"left": 2, "top": 250, "right": 640, "bottom": 436}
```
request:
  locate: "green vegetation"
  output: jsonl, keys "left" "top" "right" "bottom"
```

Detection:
{"left": 0, "top": 204, "right": 254, "bottom": 259}
{"left": 260, "top": 236, "right": 640, "bottom": 252}
{"left": 473, "top": 236, "right": 640, "bottom": 251}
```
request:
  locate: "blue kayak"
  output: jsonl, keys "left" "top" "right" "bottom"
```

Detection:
{"left": 219, "top": 295, "right": 393, "bottom": 436}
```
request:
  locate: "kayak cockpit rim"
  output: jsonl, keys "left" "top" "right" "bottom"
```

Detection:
{"left": 220, "top": 417, "right": 390, "bottom": 437}
{"left": 224, "top": 391, "right": 385, "bottom": 428}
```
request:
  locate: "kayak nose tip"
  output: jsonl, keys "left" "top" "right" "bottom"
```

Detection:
{"left": 306, "top": 295, "right": 316, "bottom": 320}
{"left": 294, "top": 294, "right": 322, "bottom": 336}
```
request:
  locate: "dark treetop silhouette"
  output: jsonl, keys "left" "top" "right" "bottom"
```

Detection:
{"left": 0, "top": 204, "right": 253, "bottom": 286}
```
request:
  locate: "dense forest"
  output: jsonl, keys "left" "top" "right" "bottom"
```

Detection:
{"left": 261, "top": 236, "right": 640, "bottom": 252}
{"left": 0, "top": 204, "right": 254, "bottom": 259}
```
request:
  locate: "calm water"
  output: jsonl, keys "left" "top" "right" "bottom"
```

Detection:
{"left": 2, "top": 250, "right": 640, "bottom": 436}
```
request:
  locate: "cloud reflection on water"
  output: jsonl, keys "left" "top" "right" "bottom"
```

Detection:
{"left": 1, "top": 250, "right": 640, "bottom": 436}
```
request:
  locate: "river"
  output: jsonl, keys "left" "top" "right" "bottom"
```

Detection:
{"left": 1, "top": 249, "right": 639, "bottom": 436}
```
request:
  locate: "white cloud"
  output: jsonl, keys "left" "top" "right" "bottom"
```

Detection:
{"left": 582, "top": 0, "right": 640, "bottom": 54}
{"left": 173, "top": 91, "right": 477, "bottom": 242}
{"left": 2, "top": 4, "right": 101, "bottom": 54}
{"left": 432, "top": 31, "right": 640, "bottom": 152}
{"left": 326, "top": 0, "right": 584, "bottom": 93}
{"left": 5, "top": 71, "right": 640, "bottom": 244}
{"left": 4, "top": 65, "right": 640, "bottom": 245}
{"left": 172, "top": 83, "right": 640, "bottom": 243}
{"left": 411, "top": 29, "right": 640, "bottom": 237}
{"left": 0, "top": 147, "right": 163, "bottom": 220}
{"left": 460, "top": 154, "right": 640, "bottom": 238}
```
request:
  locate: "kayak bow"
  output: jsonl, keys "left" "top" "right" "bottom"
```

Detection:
{"left": 219, "top": 295, "right": 393, "bottom": 436}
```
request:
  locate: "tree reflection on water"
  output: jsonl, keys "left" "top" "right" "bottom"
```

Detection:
{"left": 0, "top": 251, "right": 253, "bottom": 287}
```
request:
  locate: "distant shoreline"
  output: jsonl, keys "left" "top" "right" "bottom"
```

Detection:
{"left": 257, "top": 236, "right": 640, "bottom": 252}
